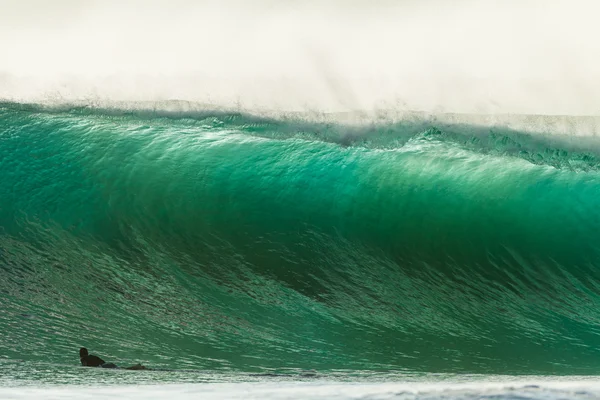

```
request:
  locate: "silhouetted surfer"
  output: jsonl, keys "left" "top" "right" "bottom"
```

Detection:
{"left": 79, "top": 347, "right": 146, "bottom": 370}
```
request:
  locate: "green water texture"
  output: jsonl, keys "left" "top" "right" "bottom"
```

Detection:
{"left": 2, "top": 103, "right": 600, "bottom": 377}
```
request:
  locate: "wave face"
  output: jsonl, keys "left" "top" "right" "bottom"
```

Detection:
{"left": 2, "top": 103, "right": 600, "bottom": 375}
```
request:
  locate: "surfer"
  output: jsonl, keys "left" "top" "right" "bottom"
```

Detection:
{"left": 79, "top": 347, "right": 146, "bottom": 370}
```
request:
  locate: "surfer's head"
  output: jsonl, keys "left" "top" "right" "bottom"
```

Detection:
{"left": 79, "top": 347, "right": 88, "bottom": 358}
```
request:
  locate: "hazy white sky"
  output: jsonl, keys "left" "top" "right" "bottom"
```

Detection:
{"left": 1, "top": 0, "right": 599, "bottom": 114}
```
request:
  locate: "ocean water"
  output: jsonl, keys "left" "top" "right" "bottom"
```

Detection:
{"left": 4, "top": 1, "right": 600, "bottom": 397}
{"left": 2, "top": 101, "right": 600, "bottom": 398}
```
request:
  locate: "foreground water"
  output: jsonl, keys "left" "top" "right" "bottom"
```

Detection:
{"left": 2, "top": 361, "right": 600, "bottom": 399}
{"left": 2, "top": 102, "right": 600, "bottom": 396}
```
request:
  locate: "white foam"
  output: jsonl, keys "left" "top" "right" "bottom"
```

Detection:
{"left": 2, "top": 0, "right": 600, "bottom": 115}
{"left": 1, "top": 380, "right": 600, "bottom": 400}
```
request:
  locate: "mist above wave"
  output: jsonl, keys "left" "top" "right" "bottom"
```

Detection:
{"left": 1, "top": 0, "right": 600, "bottom": 115}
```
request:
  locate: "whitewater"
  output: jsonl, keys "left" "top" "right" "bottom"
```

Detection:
{"left": 3, "top": 0, "right": 600, "bottom": 399}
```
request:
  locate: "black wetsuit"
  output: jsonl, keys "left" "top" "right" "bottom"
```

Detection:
{"left": 81, "top": 353, "right": 105, "bottom": 367}
{"left": 81, "top": 354, "right": 117, "bottom": 368}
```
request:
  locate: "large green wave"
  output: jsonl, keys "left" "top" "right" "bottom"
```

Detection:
{"left": 2, "top": 103, "right": 600, "bottom": 375}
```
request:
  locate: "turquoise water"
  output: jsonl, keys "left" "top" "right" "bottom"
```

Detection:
{"left": 2, "top": 102, "right": 600, "bottom": 380}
